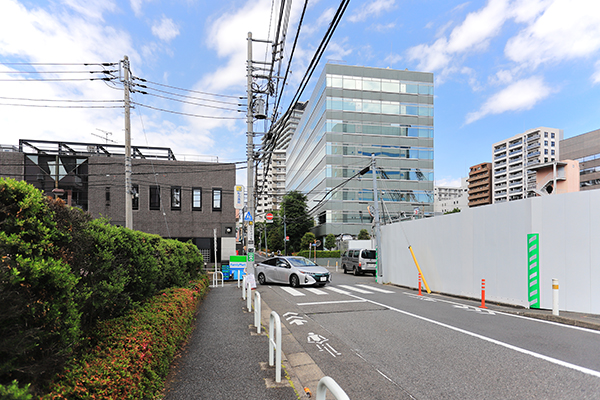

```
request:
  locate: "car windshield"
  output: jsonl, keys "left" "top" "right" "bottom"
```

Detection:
{"left": 287, "top": 257, "right": 319, "bottom": 267}
{"left": 362, "top": 250, "right": 376, "bottom": 259}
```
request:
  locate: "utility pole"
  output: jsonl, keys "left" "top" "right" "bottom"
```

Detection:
{"left": 123, "top": 55, "right": 133, "bottom": 230}
{"left": 246, "top": 33, "right": 255, "bottom": 275}
{"left": 371, "top": 153, "right": 382, "bottom": 281}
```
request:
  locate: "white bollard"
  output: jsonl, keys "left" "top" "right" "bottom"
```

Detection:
{"left": 246, "top": 279, "right": 252, "bottom": 311}
{"left": 269, "top": 311, "right": 282, "bottom": 383}
{"left": 316, "top": 376, "right": 350, "bottom": 400}
{"left": 552, "top": 278, "right": 559, "bottom": 316}
{"left": 242, "top": 276, "right": 247, "bottom": 300}
{"left": 254, "top": 291, "right": 261, "bottom": 334}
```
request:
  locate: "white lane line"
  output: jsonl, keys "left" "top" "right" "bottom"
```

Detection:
{"left": 357, "top": 284, "right": 395, "bottom": 293}
{"left": 306, "top": 288, "right": 328, "bottom": 295}
{"left": 338, "top": 284, "right": 373, "bottom": 294}
{"left": 281, "top": 287, "right": 305, "bottom": 297}
{"left": 326, "top": 286, "right": 352, "bottom": 295}
{"left": 298, "top": 299, "right": 366, "bottom": 306}
{"left": 346, "top": 292, "right": 600, "bottom": 379}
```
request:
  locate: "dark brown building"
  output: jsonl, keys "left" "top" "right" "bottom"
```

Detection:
{"left": 0, "top": 139, "right": 236, "bottom": 266}
{"left": 468, "top": 162, "right": 492, "bottom": 207}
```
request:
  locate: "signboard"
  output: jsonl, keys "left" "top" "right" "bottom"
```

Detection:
{"left": 248, "top": 252, "right": 255, "bottom": 262}
{"left": 266, "top": 212, "right": 274, "bottom": 223}
{"left": 244, "top": 211, "right": 253, "bottom": 221}
{"left": 229, "top": 255, "right": 247, "bottom": 280}
{"left": 528, "top": 233, "right": 540, "bottom": 309}
{"left": 234, "top": 185, "right": 245, "bottom": 210}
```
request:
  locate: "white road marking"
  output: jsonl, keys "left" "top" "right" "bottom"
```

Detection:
{"left": 326, "top": 286, "right": 352, "bottom": 295}
{"left": 297, "top": 299, "right": 367, "bottom": 306}
{"left": 356, "top": 284, "right": 395, "bottom": 293}
{"left": 306, "top": 288, "right": 328, "bottom": 295}
{"left": 338, "top": 284, "right": 373, "bottom": 294}
{"left": 281, "top": 287, "right": 304, "bottom": 296}
{"left": 346, "top": 292, "right": 600, "bottom": 379}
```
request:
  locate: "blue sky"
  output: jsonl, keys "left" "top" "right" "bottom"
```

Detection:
{"left": 1, "top": 0, "right": 599, "bottom": 187}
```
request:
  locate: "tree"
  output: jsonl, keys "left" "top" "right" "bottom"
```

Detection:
{"left": 444, "top": 208, "right": 461, "bottom": 215}
{"left": 324, "top": 234, "right": 336, "bottom": 250}
{"left": 357, "top": 229, "right": 370, "bottom": 240}
{"left": 279, "top": 191, "right": 313, "bottom": 254}
{"left": 301, "top": 232, "right": 316, "bottom": 250}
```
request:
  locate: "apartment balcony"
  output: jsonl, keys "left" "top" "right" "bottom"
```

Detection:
{"left": 527, "top": 133, "right": 541, "bottom": 141}
{"left": 494, "top": 160, "right": 507, "bottom": 168}
{"left": 509, "top": 187, "right": 522, "bottom": 194}
{"left": 509, "top": 180, "right": 523, "bottom": 187}
{"left": 494, "top": 145, "right": 507, "bottom": 153}
{"left": 527, "top": 159, "right": 541, "bottom": 167}
{"left": 527, "top": 142, "right": 540, "bottom": 151}
{"left": 495, "top": 197, "right": 508, "bottom": 203}
{"left": 509, "top": 164, "right": 522, "bottom": 171}
{"left": 527, "top": 151, "right": 541, "bottom": 158}
{"left": 509, "top": 156, "right": 522, "bottom": 165}
{"left": 509, "top": 141, "right": 523, "bottom": 149}
{"left": 495, "top": 174, "right": 507, "bottom": 182}
{"left": 494, "top": 153, "right": 507, "bottom": 160}
{"left": 509, "top": 172, "right": 522, "bottom": 180}
{"left": 495, "top": 182, "right": 507, "bottom": 189}
{"left": 495, "top": 189, "right": 507, "bottom": 196}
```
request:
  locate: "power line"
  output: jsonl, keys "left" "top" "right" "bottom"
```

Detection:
{"left": 0, "top": 103, "right": 123, "bottom": 109}
{"left": 132, "top": 76, "right": 243, "bottom": 99}
{"left": 133, "top": 91, "right": 244, "bottom": 113}
{"left": 0, "top": 96, "right": 122, "bottom": 103}
{"left": 134, "top": 84, "right": 243, "bottom": 106}
{"left": 0, "top": 62, "right": 117, "bottom": 66}
{"left": 0, "top": 70, "right": 118, "bottom": 74}
{"left": 0, "top": 77, "right": 117, "bottom": 82}
{"left": 131, "top": 102, "right": 246, "bottom": 119}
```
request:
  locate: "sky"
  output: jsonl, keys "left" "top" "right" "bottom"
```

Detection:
{"left": 1, "top": 0, "right": 600, "bottom": 188}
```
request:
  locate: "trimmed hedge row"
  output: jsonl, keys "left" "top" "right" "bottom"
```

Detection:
{"left": 296, "top": 250, "right": 340, "bottom": 259}
{"left": 0, "top": 178, "right": 205, "bottom": 395}
{"left": 42, "top": 277, "right": 209, "bottom": 399}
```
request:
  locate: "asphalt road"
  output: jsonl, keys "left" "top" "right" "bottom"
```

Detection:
{"left": 255, "top": 267, "right": 600, "bottom": 399}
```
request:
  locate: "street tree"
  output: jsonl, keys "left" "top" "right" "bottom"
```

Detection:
{"left": 325, "top": 233, "right": 336, "bottom": 250}
{"left": 357, "top": 229, "right": 370, "bottom": 240}
{"left": 279, "top": 191, "right": 313, "bottom": 254}
{"left": 301, "top": 232, "right": 316, "bottom": 250}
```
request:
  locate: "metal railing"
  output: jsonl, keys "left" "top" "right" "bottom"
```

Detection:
{"left": 212, "top": 271, "right": 223, "bottom": 288}
{"left": 316, "top": 377, "right": 350, "bottom": 400}
{"left": 269, "top": 311, "right": 282, "bottom": 383}
{"left": 254, "top": 291, "right": 262, "bottom": 334}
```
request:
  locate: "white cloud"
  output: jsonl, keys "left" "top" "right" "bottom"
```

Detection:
{"left": 348, "top": 0, "right": 396, "bottom": 23}
{"left": 130, "top": 0, "right": 146, "bottom": 17}
{"left": 465, "top": 76, "right": 552, "bottom": 124}
{"left": 302, "top": 7, "right": 336, "bottom": 36}
{"left": 63, "top": 0, "right": 117, "bottom": 20}
{"left": 505, "top": 0, "right": 600, "bottom": 68}
{"left": 151, "top": 17, "right": 180, "bottom": 42}
{"left": 435, "top": 177, "right": 463, "bottom": 187}
{"left": 593, "top": 60, "right": 600, "bottom": 84}
{"left": 370, "top": 22, "right": 396, "bottom": 32}
{"left": 325, "top": 39, "right": 353, "bottom": 61}
{"left": 384, "top": 53, "right": 402, "bottom": 66}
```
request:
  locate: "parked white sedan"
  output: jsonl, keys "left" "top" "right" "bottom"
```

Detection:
{"left": 256, "top": 256, "right": 331, "bottom": 287}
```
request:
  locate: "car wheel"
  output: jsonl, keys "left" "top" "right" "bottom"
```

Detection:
{"left": 353, "top": 266, "right": 360, "bottom": 276}
{"left": 290, "top": 274, "right": 300, "bottom": 288}
{"left": 257, "top": 273, "right": 266, "bottom": 285}
{"left": 343, "top": 265, "right": 347, "bottom": 274}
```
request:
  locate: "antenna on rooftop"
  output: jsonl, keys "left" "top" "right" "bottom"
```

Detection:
{"left": 91, "top": 128, "right": 118, "bottom": 144}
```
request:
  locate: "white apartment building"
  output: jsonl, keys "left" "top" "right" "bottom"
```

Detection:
{"left": 492, "top": 127, "right": 563, "bottom": 203}
{"left": 256, "top": 102, "right": 307, "bottom": 221}
{"left": 434, "top": 177, "right": 468, "bottom": 213}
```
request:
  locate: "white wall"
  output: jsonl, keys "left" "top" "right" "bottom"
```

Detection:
{"left": 381, "top": 190, "right": 600, "bottom": 314}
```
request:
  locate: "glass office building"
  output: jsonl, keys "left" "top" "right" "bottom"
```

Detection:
{"left": 286, "top": 64, "right": 434, "bottom": 238}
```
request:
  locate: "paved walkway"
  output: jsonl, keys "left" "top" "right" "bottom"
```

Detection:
{"left": 162, "top": 283, "right": 298, "bottom": 400}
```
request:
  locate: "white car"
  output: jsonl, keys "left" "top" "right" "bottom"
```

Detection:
{"left": 256, "top": 256, "right": 331, "bottom": 287}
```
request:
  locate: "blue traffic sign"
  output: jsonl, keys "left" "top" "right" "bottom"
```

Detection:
{"left": 244, "top": 211, "right": 253, "bottom": 221}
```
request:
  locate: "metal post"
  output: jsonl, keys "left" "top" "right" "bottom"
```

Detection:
{"left": 123, "top": 55, "right": 133, "bottom": 230}
{"left": 269, "top": 311, "right": 282, "bottom": 383}
{"left": 246, "top": 32, "right": 255, "bottom": 276}
{"left": 316, "top": 376, "right": 350, "bottom": 400}
{"left": 254, "top": 291, "right": 261, "bottom": 334}
{"left": 283, "top": 212, "right": 287, "bottom": 256}
{"left": 371, "top": 154, "right": 382, "bottom": 280}
{"left": 552, "top": 278, "right": 559, "bottom": 316}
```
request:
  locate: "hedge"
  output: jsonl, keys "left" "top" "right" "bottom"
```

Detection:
{"left": 296, "top": 250, "right": 341, "bottom": 259}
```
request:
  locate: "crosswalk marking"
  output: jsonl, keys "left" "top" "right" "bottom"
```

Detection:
{"left": 356, "top": 284, "right": 395, "bottom": 294}
{"left": 306, "top": 288, "right": 328, "bottom": 295}
{"left": 338, "top": 284, "right": 373, "bottom": 294}
{"left": 326, "top": 286, "right": 352, "bottom": 295}
{"left": 281, "top": 287, "right": 304, "bottom": 296}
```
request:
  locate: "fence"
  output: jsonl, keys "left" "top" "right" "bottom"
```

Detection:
{"left": 381, "top": 190, "right": 600, "bottom": 314}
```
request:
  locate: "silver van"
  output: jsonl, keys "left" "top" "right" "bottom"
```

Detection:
{"left": 341, "top": 249, "right": 377, "bottom": 276}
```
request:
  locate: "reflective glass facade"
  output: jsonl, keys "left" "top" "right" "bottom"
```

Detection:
{"left": 286, "top": 64, "right": 434, "bottom": 238}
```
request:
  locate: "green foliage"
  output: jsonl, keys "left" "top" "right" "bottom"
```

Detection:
{"left": 324, "top": 234, "right": 336, "bottom": 250}
{"left": 279, "top": 191, "right": 313, "bottom": 254}
{"left": 0, "top": 178, "right": 205, "bottom": 394}
{"left": 300, "top": 232, "right": 316, "bottom": 250}
{"left": 42, "top": 277, "right": 210, "bottom": 400}
{"left": 357, "top": 229, "right": 371, "bottom": 240}
{"left": 296, "top": 250, "right": 340, "bottom": 259}
{"left": 444, "top": 208, "right": 461, "bottom": 214}
{"left": 0, "top": 380, "right": 33, "bottom": 400}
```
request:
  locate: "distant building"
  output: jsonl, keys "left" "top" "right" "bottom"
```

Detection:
{"left": 492, "top": 127, "right": 563, "bottom": 203}
{"left": 560, "top": 128, "right": 600, "bottom": 191}
{"left": 434, "top": 178, "right": 468, "bottom": 214}
{"left": 0, "top": 139, "right": 236, "bottom": 267}
{"left": 468, "top": 162, "right": 492, "bottom": 207}
{"left": 529, "top": 160, "right": 580, "bottom": 196}
{"left": 256, "top": 101, "right": 307, "bottom": 220}
{"left": 286, "top": 63, "right": 434, "bottom": 239}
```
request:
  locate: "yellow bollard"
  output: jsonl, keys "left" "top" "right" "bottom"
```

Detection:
{"left": 409, "top": 245, "right": 431, "bottom": 294}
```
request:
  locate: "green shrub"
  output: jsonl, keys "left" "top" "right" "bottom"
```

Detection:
{"left": 42, "top": 277, "right": 209, "bottom": 400}
{"left": 0, "top": 380, "right": 33, "bottom": 400}
{"left": 296, "top": 250, "right": 340, "bottom": 259}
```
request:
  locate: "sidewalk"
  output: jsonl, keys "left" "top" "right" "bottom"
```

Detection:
{"left": 162, "top": 283, "right": 298, "bottom": 400}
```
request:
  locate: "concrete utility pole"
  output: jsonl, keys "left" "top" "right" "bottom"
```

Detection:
{"left": 246, "top": 33, "right": 255, "bottom": 275}
{"left": 371, "top": 153, "right": 383, "bottom": 280}
{"left": 123, "top": 55, "right": 133, "bottom": 230}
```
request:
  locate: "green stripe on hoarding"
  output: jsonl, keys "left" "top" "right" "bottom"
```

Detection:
{"left": 527, "top": 233, "right": 540, "bottom": 309}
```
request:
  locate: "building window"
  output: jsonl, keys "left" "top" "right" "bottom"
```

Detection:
{"left": 192, "top": 188, "right": 202, "bottom": 211}
{"left": 551, "top": 150, "right": 555, "bottom": 156}
{"left": 544, "top": 149, "right": 548, "bottom": 155}
{"left": 544, "top": 132, "right": 548, "bottom": 138}
{"left": 132, "top": 184, "right": 139, "bottom": 210}
{"left": 212, "top": 188, "right": 222, "bottom": 211}
{"left": 551, "top": 141, "right": 555, "bottom": 147}
{"left": 105, "top": 187, "right": 110, "bottom": 206}
{"left": 551, "top": 132, "right": 555, "bottom": 139}
{"left": 544, "top": 140, "right": 548, "bottom": 146}
{"left": 150, "top": 186, "right": 160, "bottom": 210}
{"left": 171, "top": 186, "right": 181, "bottom": 210}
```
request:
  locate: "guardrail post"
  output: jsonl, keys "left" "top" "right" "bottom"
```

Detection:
{"left": 269, "top": 311, "right": 282, "bottom": 382}
{"left": 254, "top": 291, "right": 261, "bottom": 334}
{"left": 242, "top": 276, "right": 247, "bottom": 300}
{"left": 212, "top": 271, "right": 224, "bottom": 288}
{"left": 316, "top": 376, "right": 350, "bottom": 400}
{"left": 237, "top": 271, "right": 241, "bottom": 288}
{"left": 246, "top": 279, "right": 252, "bottom": 311}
